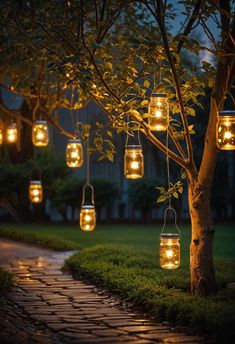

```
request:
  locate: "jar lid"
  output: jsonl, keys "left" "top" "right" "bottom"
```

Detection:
{"left": 33, "top": 120, "right": 48, "bottom": 125}
{"left": 218, "top": 110, "right": 235, "bottom": 116}
{"left": 81, "top": 205, "right": 95, "bottom": 210}
{"left": 68, "top": 138, "right": 82, "bottom": 143}
{"left": 125, "top": 145, "right": 142, "bottom": 149}
{"left": 160, "top": 233, "right": 180, "bottom": 239}
{"left": 30, "top": 180, "right": 42, "bottom": 184}
{"left": 151, "top": 93, "right": 168, "bottom": 98}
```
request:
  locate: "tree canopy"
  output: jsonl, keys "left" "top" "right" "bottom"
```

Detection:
{"left": 0, "top": 0, "right": 235, "bottom": 296}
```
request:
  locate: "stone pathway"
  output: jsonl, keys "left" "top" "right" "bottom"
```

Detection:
{"left": 0, "top": 239, "right": 204, "bottom": 344}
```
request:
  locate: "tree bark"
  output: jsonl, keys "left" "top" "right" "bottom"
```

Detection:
{"left": 188, "top": 178, "right": 217, "bottom": 295}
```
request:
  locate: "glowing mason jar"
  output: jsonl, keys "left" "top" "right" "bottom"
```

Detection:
{"left": 216, "top": 111, "right": 235, "bottom": 150}
{"left": 29, "top": 181, "right": 43, "bottom": 203}
{"left": 124, "top": 145, "right": 144, "bottom": 179}
{"left": 32, "top": 120, "right": 49, "bottom": 147}
{"left": 6, "top": 123, "right": 18, "bottom": 143}
{"left": 0, "top": 128, "right": 3, "bottom": 144}
{"left": 80, "top": 205, "right": 96, "bottom": 232}
{"left": 66, "top": 138, "right": 83, "bottom": 168}
{"left": 148, "top": 93, "right": 169, "bottom": 131}
{"left": 160, "top": 233, "right": 180, "bottom": 269}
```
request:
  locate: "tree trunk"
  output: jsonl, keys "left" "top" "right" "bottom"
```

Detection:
{"left": 188, "top": 178, "right": 217, "bottom": 295}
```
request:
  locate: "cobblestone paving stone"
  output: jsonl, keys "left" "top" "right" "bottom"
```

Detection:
{"left": 0, "top": 239, "right": 204, "bottom": 344}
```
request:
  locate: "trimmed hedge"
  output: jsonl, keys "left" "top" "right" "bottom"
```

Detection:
{"left": 0, "top": 226, "right": 79, "bottom": 251}
{"left": 65, "top": 245, "right": 235, "bottom": 343}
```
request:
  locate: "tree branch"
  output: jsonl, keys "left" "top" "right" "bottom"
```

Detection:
{"left": 40, "top": 108, "right": 75, "bottom": 139}
{"left": 144, "top": 0, "right": 195, "bottom": 168}
{"left": 0, "top": 104, "right": 32, "bottom": 126}
{"left": 176, "top": 0, "right": 202, "bottom": 53}
{"left": 168, "top": 127, "right": 187, "bottom": 160}
{"left": 32, "top": 62, "right": 45, "bottom": 121}
{"left": 79, "top": 0, "right": 122, "bottom": 105}
{"left": 129, "top": 110, "right": 187, "bottom": 169}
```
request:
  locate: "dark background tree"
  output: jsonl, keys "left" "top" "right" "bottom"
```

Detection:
{"left": 129, "top": 179, "right": 160, "bottom": 223}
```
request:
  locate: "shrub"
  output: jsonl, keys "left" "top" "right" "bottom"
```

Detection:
{"left": 0, "top": 267, "right": 14, "bottom": 293}
{"left": 65, "top": 245, "right": 235, "bottom": 342}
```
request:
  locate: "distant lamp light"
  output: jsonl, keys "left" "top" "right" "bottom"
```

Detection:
{"left": 66, "top": 138, "right": 83, "bottom": 168}
{"left": 29, "top": 181, "right": 43, "bottom": 203}
{"left": 148, "top": 93, "right": 169, "bottom": 131}
{"left": 216, "top": 111, "right": 235, "bottom": 150}
{"left": 32, "top": 120, "right": 49, "bottom": 147}
{"left": 0, "top": 128, "right": 3, "bottom": 145}
{"left": 80, "top": 184, "right": 96, "bottom": 232}
{"left": 160, "top": 233, "right": 180, "bottom": 269}
{"left": 124, "top": 145, "right": 144, "bottom": 179}
{"left": 6, "top": 123, "right": 18, "bottom": 143}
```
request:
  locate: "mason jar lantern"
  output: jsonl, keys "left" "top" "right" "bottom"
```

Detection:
{"left": 66, "top": 138, "right": 83, "bottom": 168}
{"left": 216, "top": 110, "right": 235, "bottom": 150}
{"left": 124, "top": 145, "right": 144, "bottom": 179}
{"left": 80, "top": 205, "right": 96, "bottom": 232}
{"left": 80, "top": 184, "right": 96, "bottom": 232}
{"left": 32, "top": 120, "right": 49, "bottom": 147}
{"left": 148, "top": 93, "right": 169, "bottom": 131}
{"left": 6, "top": 123, "right": 18, "bottom": 143}
{"left": 160, "top": 233, "right": 180, "bottom": 269}
{"left": 29, "top": 180, "right": 43, "bottom": 203}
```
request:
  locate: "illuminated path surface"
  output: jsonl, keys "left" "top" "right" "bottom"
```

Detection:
{"left": 0, "top": 239, "right": 203, "bottom": 344}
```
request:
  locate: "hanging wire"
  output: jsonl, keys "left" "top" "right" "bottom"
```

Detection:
{"left": 86, "top": 131, "right": 90, "bottom": 186}
{"left": 82, "top": 104, "right": 94, "bottom": 206}
{"left": 125, "top": 112, "right": 130, "bottom": 147}
{"left": 69, "top": 85, "right": 77, "bottom": 137}
{"left": 125, "top": 113, "right": 141, "bottom": 147}
{"left": 161, "top": 206, "right": 180, "bottom": 234}
{"left": 161, "top": 129, "right": 181, "bottom": 236}
{"left": 159, "top": 60, "right": 162, "bottom": 84}
{"left": 227, "top": 92, "right": 235, "bottom": 107}
{"left": 166, "top": 128, "right": 171, "bottom": 208}
{"left": 33, "top": 145, "right": 37, "bottom": 161}
{"left": 137, "top": 128, "right": 141, "bottom": 145}
{"left": 28, "top": 165, "right": 42, "bottom": 182}
{"left": 153, "top": 65, "right": 156, "bottom": 91}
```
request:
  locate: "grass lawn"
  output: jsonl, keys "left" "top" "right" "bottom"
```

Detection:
{"left": 0, "top": 222, "right": 235, "bottom": 342}
{"left": 0, "top": 222, "right": 234, "bottom": 258}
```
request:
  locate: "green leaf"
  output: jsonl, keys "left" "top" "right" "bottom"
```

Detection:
{"left": 106, "top": 130, "right": 113, "bottom": 138}
{"left": 156, "top": 186, "right": 165, "bottom": 192}
{"left": 106, "top": 151, "right": 114, "bottom": 162}
{"left": 94, "top": 137, "right": 103, "bottom": 148}
{"left": 105, "top": 62, "right": 112, "bottom": 70}
{"left": 188, "top": 125, "right": 194, "bottom": 131}
{"left": 144, "top": 80, "right": 150, "bottom": 88}
{"left": 141, "top": 100, "right": 148, "bottom": 106}
{"left": 98, "top": 155, "right": 106, "bottom": 161}
{"left": 181, "top": 170, "right": 187, "bottom": 179}
{"left": 187, "top": 108, "right": 195, "bottom": 117}
{"left": 157, "top": 195, "right": 167, "bottom": 203}
{"left": 96, "top": 122, "right": 104, "bottom": 129}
